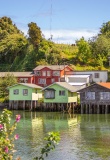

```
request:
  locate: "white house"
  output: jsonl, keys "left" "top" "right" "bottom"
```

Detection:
{"left": 65, "top": 70, "right": 108, "bottom": 83}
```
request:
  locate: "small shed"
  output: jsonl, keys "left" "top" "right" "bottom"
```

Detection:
{"left": 43, "top": 82, "right": 79, "bottom": 113}
{"left": 8, "top": 83, "right": 43, "bottom": 110}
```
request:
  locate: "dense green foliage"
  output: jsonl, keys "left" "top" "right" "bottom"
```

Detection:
{"left": 0, "top": 109, "right": 20, "bottom": 160}
{"left": 0, "top": 73, "right": 17, "bottom": 102}
{"left": 0, "top": 16, "right": 110, "bottom": 71}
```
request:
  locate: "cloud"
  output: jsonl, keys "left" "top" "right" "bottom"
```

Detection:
{"left": 42, "top": 29, "right": 98, "bottom": 44}
{"left": 19, "top": 25, "right": 98, "bottom": 44}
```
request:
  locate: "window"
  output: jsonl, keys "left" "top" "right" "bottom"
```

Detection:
{"left": 59, "top": 90, "right": 65, "bottom": 96}
{"left": 38, "top": 78, "right": 46, "bottom": 84}
{"left": 100, "top": 92, "right": 110, "bottom": 100}
{"left": 13, "top": 89, "right": 19, "bottom": 95}
{"left": 94, "top": 73, "right": 99, "bottom": 78}
{"left": 53, "top": 71, "right": 60, "bottom": 76}
{"left": 45, "top": 90, "right": 55, "bottom": 99}
{"left": 51, "top": 78, "right": 55, "bottom": 83}
{"left": 23, "top": 89, "right": 28, "bottom": 96}
{"left": 19, "top": 78, "right": 28, "bottom": 83}
{"left": 47, "top": 71, "right": 51, "bottom": 76}
{"left": 85, "top": 92, "right": 95, "bottom": 100}
{"left": 35, "top": 71, "right": 41, "bottom": 76}
{"left": 42, "top": 71, "right": 46, "bottom": 76}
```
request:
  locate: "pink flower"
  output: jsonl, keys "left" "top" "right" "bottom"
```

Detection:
{"left": 4, "top": 146, "right": 8, "bottom": 153}
{"left": 14, "top": 134, "right": 19, "bottom": 140}
{"left": 16, "top": 115, "right": 21, "bottom": 122}
{"left": 0, "top": 124, "right": 3, "bottom": 130}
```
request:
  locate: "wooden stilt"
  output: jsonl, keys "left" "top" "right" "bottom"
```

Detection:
{"left": 9, "top": 101, "right": 11, "bottom": 109}
{"left": 30, "top": 101, "right": 33, "bottom": 110}
{"left": 23, "top": 101, "right": 25, "bottom": 110}
{"left": 16, "top": 101, "right": 18, "bottom": 110}
{"left": 86, "top": 104, "right": 88, "bottom": 114}
{"left": 81, "top": 104, "right": 83, "bottom": 114}
{"left": 89, "top": 104, "right": 91, "bottom": 114}
{"left": 97, "top": 104, "right": 99, "bottom": 114}
{"left": 105, "top": 105, "right": 108, "bottom": 114}
{"left": 102, "top": 105, "right": 105, "bottom": 114}
{"left": 73, "top": 103, "right": 74, "bottom": 114}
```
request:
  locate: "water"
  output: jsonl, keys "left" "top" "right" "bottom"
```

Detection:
{"left": 2, "top": 110, "right": 110, "bottom": 160}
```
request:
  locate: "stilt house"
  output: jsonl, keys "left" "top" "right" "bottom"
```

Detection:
{"left": 43, "top": 82, "right": 79, "bottom": 113}
{"left": 8, "top": 83, "right": 42, "bottom": 110}
{"left": 78, "top": 82, "right": 110, "bottom": 114}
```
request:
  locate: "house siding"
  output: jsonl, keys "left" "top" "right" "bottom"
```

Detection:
{"left": 44, "top": 84, "right": 77, "bottom": 103}
{"left": 44, "top": 84, "right": 68, "bottom": 103}
{"left": 80, "top": 83, "right": 110, "bottom": 105}
{"left": 9, "top": 85, "right": 33, "bottom": 100}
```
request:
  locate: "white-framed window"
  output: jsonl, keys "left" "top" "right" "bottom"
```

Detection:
{"left": 85, "top": 92, "right": 95, "bottom": 100}
{"left": 23, "top": 89, "right": 28, "bottom": 96}
{"left": 94, "top": 73, "right": 99, "bottom": 78}
{"left": 35, "top": 71, "right": 41, "bottom": 76}
{"left": 13, "top": 89, "right": 19, "bottom": 95}
{"left": 42, "top": 71, "right": 46, "bottom": 76}
{"left": 51, "top": 78, "right": 55, "bottom": 83}
{"left": 100, "top": 92, "right": 110, "bottom": 100}
{"left": 38, "top": 78, "right": 46, "bottom": 84}
{"left": 53, "top": 71, "right": 60, "bottom": 76}
{"left": 45, "top": 90, "right": 55, "bottom": 99}
{"left": 19, "top": 78, "right": 28, "bottom": 83}
{"left": 47, "top": 71, "right": 51, "bottom": 76}
{"left": 59, "top": 90, "right": 65, "bottom": 96}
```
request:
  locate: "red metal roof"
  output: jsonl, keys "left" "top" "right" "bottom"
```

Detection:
{"left": 98, "top": 82, "right": 110, "bottom": 89}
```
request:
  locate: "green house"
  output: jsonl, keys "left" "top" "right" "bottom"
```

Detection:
{"left": 8, "top": 83, "right": 42, "bottom": 110}
{"left": 43, "top": 82, "right": 79, "bottom": 113}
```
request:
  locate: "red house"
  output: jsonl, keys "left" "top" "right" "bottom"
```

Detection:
{"left": 33, "top": 65, "right": 74, "bottom": 87}
{"left": 0, "top": 72, "right": 34, "bottom": 84}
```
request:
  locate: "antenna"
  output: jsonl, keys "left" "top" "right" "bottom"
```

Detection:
{"left": 50, "top": 0, "right": 53, "bottom": 40}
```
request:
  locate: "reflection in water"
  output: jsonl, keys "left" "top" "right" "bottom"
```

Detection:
{"left": 5, "top": 111, "right": 110, "bottom": 160}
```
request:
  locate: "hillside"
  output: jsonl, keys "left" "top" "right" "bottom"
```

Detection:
{"left": 0, "top": 16, "right": 110, "bottom": 72}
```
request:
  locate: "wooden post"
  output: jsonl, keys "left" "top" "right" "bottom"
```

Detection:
{"left": 105, "top": 105, "right": 108, "bottom": 114}
{"left": 89, "top": 104, "right": 91, "bottom": 114}
{"left": 35, "top": 100, "right": 36, "bottom": 110}
{"left": 12, "top": 101, "right": 14, "bottom": 109}
{"left": 23, "top": 101, "right": 25, "bottom": 110}
{"left": 102, "top": 105, "right": 105, "bottom": 114}
{"left": 81, "top": 104, "right": 83, "bottom": 114}
{"left": 86, "top": 104, "right": 88, "bottom": 114}
{"left": 97, "top": 104, "right": 99, "bottom": 114}
{"left": 73, "top": 103, "right": 74, "bottom": 114}
{"left": 9, "top": 100, "right": 11, "bottom": 109}
{"left": 16, "top": 101, "right": 18, "bottom": 110}
{"left": 30, "top": 101, "right": 33, "bottom": 110}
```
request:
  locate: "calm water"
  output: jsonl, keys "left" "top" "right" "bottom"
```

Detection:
{"left": 3, "top": 110, "right": 110, "bottom": 160}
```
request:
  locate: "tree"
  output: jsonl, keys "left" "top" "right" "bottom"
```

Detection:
{"left": 75, "top": 37, "right": 91, "bottom": 64}
{"left": 89, "top": 30, "right": 110, "bottom": 67}
{"left": 0, "top": 73, "right": 17, "bottom": 100}
{"left": 100, "top": 21, "right": 110, "bottom": 37}
{"left": 0, "top": 17, "right": 28, "bottom": 64}
{"left": 28, "top": 22, "right": 42, "bottom": 49}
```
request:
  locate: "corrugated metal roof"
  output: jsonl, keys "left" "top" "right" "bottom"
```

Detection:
{"left": 33, "top": 65, "right": 68, "bottom": 70}
{"left": 0, "top": 72, "right": 34, "bottom": 77}
{"left": 8, "top": 83, "right": 42, "bottom": 89}
{"left": 98, "top": 82, "right": 110, "bottom": 89}
{"left": 55, "top": 82, "right": 79, "bottom": 92}
{"left": 43, "top": 82, "right": 80, "bottom": 92}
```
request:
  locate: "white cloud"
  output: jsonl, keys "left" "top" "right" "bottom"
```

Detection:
{"left": 20, "top": 26, "right": 99, "bottom": 44}
{"left": 42, "top": 29, "right": 98, "bottom": 44}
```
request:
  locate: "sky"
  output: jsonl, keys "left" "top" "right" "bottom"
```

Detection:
{"left": 0, "top": 0, "right": 110, "bottom": 44}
